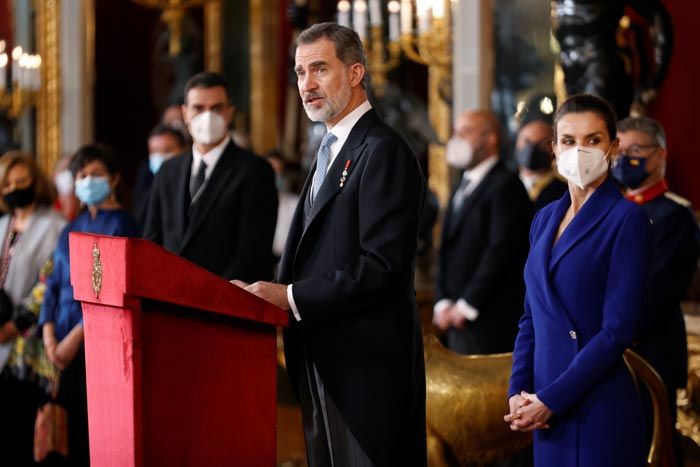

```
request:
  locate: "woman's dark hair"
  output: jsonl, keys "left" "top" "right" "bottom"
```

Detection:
{"left": 553, "top": 94, "right": 618, "bottom": 142}
{"left": 0, "top": 151, "right": 55, "bottom": 212}
{"left": 69, "top": 144, "right": 122, "bottom": 177}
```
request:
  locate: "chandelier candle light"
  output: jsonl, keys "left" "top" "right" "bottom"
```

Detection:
{"left": 337, "top": 0, "right": 453, "bottom": 205}
{"left": 0, "top": 41, "right": 42, "bottom": 118}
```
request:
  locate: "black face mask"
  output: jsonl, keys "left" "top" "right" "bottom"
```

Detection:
{"left": 4, "top": 185, "right": 36, "bottom": 210}
{"left": 515, "top": 142, "right": 551, "bottom": 171}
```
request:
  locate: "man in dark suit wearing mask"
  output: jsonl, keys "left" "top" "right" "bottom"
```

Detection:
{"left": 144, "top": 72, "right": 277, "bottom": 282}
{"left": 515, "top": 115, "right": 567, "bottom": 212}
{"left": 235, "top": 23, "right": 427, "bottom": 467}
{"left": 434, "top": 109, "right": 533, "bottom": 355}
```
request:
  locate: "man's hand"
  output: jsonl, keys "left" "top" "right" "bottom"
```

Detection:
{"left": 244, "top": 282, "right": 290, "bottom": 310}
{"left": 230, "top": 280, "right": 249, "bottom": 288}
{"left": 434, "top": 307, "right": 452, "bottom": 331}
{"left": 450, "top": 310, "right": 468, "bottom": 330}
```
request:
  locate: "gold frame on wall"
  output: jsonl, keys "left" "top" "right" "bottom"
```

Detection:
{"left": 249, "top": 0, "right": 279, "bottom": 155}
{"left": 36, "top": 0, "right": 61, "bottom": 173}
{"left": 204, "top": 0, "right": 221, "bottom": 72}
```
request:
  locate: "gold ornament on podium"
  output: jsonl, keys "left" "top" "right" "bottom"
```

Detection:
{"left": 91, "top": 242, "right": 103, "bottom": 299}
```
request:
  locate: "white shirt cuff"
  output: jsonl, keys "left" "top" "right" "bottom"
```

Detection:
{"left": 455, "top": 299, "right": 479, "bottom": 321}
{"left": 433, "top": 299, "right": 454, "bottom": 324}
{"left": 287, "top": 284, "right": 301, "bottom": 322}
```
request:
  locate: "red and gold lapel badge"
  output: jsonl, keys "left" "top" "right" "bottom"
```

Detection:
{"left": 339, "top": 160, "right": 351, "bottom": 188}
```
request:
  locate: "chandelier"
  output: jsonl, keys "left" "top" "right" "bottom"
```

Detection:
{"left": 0, "top": 40, "right": 42, "bottom": 118}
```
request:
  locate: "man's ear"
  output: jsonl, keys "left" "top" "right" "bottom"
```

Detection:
{"left": 349, "top": 63, "right": 366, "bottom": 88}
{"left": 181, "top": 104, "right": 189, "bottom": 124}
{"left": 225, "top": 105, "right": 236, "bottom": 127}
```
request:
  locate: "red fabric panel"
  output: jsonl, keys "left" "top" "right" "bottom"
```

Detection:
{"left": 648, "top": 1, "right": 700, "bottom": 206}
{"left": 140, "top": 303, "right": 277, "bottom": 466}
{"left": 83, "top": 303, "right": 142, "bottom": 467}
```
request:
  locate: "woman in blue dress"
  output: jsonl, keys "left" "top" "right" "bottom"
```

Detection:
{"left": 504, "top": 94, "right": 652, "bottom": 466}
{"left": 40, "top": 144, "right": 139, "bottom": 466}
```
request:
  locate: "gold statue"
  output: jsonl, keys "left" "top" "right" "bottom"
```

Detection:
{"left": 424, "top": 334, "right": 531, "bottom": 465}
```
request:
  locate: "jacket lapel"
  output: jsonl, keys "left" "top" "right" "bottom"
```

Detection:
{"left": 446, "top": 163, "right": 500, "bottom": 240}
{"left": 291, "top": 109, "right": 378, "bottom": 272}
{"left": 173, "top": 152, "right": 193, "bottom": 240}
{"left": 549, "top": 177, "right": 621, "bottom": 272}
{"left": 179, "top": 142, "right": 238, "bottom": 252}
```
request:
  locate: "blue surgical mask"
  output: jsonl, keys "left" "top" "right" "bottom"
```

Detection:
{"left": 149, "top": 153, "right": 167, "bottom": 174}
{"left": 611, "top": 155, "right": 649, "bottom": 189}
{"left": 75, "top": 176, "right": 112, "bottom": 206}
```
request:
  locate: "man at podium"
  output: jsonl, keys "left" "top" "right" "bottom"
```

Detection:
{"left": 237, "top": 23, "right": 428, "bottom": 467}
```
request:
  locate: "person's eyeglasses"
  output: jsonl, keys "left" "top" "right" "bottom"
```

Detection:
{"left": 620, "top": 143, "right": 659, "bottom": 157}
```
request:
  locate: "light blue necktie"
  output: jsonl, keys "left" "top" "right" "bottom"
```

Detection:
{"left": 451, "top": 175, "right": 471, "bottom": 214}
{"left": 311, "top": 132, "right": 337, "bottom": 204}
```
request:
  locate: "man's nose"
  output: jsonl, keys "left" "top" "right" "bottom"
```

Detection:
{"left": 300, "top": 74, "right": 317, "bottom": 93}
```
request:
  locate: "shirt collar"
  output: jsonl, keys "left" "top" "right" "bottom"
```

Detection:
{"left": 192, "top": 135, "right": 231, "bottom": 172}
{"left": 462, "top": 155, "right": 498, "bottom": 186}
{"left": 327, "top": 100, "right": 372, "bottom": 157}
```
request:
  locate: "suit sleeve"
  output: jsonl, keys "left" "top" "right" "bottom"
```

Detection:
{"left": 291, "top": 137, "right": 426, "bottom": 324}
{"left": 537, "top": 207, "right": 652, "bottom": 415}
{"left": 142, "top": 169, "right": 163, "bottom": 245}
{"left": 224, "top": 160, "right": 278, "bottom": 283}
{"left": 460, "top": 176, "right": 533, "bottom": 312}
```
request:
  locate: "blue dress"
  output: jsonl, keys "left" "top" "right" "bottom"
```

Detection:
{"left": 509, "top": 177, "right": 652, "bottom": 467}
{"left": 39, "top": 209, "right": 139, "bottom": 340}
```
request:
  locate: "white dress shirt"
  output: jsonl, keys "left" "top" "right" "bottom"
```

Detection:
{"left": 287, "top": 100, "right": 373, "bottom": 321}
{"left": 190, "top": 136, "right": 230, "bottom": 200}
{"left": 433, "top": 154, "right": 499, "bottom": 324}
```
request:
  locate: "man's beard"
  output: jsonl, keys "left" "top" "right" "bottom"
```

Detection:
{"left": 302, "top": 79, "right": 352, "bottom": 124}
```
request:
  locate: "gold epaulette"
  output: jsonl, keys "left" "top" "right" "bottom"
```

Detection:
{"left": 664, "top": 191, "right": 692, "bottom": 208}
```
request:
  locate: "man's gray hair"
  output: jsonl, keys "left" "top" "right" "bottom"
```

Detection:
{"left": 297, "top": 22, "right": 369, "bottom": 88}
{"left": 618, "top": 116, "right": 667, "bottom": 149}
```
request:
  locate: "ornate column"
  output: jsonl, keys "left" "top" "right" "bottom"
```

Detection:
{"left": 249, "top": 0, "right": 280, "bottom": 154}
{"left": 36, "top": 0, "right": 61, "bottom": 172}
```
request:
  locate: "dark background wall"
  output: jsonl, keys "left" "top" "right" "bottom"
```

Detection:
{"left": 649, "top": 1, "right": 700, "bottom": 207}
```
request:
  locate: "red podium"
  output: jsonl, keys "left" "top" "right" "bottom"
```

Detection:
{"left": 69, "top": 233, "right": 288, "bottom": 467}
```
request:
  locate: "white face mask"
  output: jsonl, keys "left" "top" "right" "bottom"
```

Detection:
{"left": 556, "top": 145, "right": 611, "bottom": 189}
{"left": 445, "top": 137, "right": 475, "bottom": 169}
{"left": 54, "top": 169, "right": 74, "bottom": 196}
{"left": 189, "top": 111, "right": 227, "bottom": 145}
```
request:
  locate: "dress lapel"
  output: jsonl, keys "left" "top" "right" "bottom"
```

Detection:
{"left": 528, "top": 193, "right": 576, "bottom": 330}
{"left": 549, "top": 177, "right": 621, "bottom": 272}
{"left": 180, "top": 142, "right": 238, "bottom": 252}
